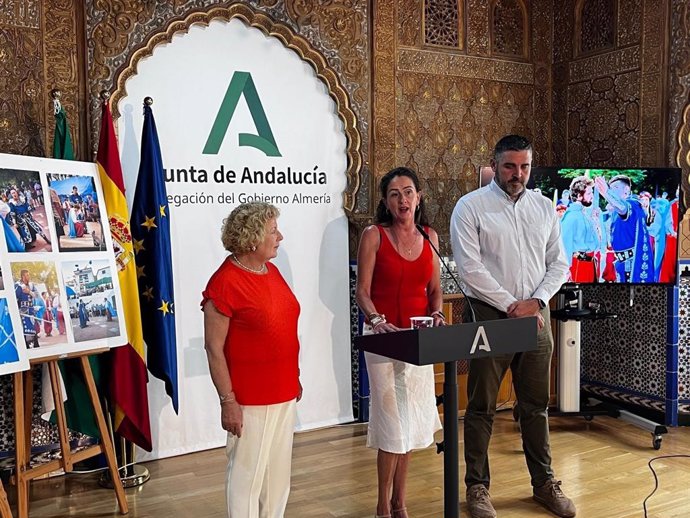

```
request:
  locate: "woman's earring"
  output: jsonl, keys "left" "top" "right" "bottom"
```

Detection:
{"left": 251, "top": 246, "right": 256, "bottom": 252}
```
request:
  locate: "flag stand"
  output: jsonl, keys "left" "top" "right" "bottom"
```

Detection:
{"left": 13, "top": 349, "right": 128, "bottom": 518}
{"left": 96, "top": 401, "right": 149, "bottom": 489}
{"left": 98, "top": 437, "right": 150, "bottom": 489}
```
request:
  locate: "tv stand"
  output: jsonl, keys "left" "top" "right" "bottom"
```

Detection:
{"left": 549, "top": 286, "right": 667, "bottom": 450}
{"left": 551, "top": 307, "right": 592, "bottom": 319}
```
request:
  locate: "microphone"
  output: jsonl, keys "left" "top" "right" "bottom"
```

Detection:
{"left": 416, "top": 224, "right": 477, "bottom": 323}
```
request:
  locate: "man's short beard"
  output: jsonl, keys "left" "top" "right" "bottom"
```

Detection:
{"left": 581, "top": 199, "right": 593, "bottom": 207}
{"left": 496, "top": 177, "right": 525, "bottom": 195}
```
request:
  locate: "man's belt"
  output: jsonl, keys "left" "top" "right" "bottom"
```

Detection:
{"left": 614, "top": 248, "right": 634, "bottom": 261}
{"left": 574, "top": 252, "right": 595, "bottom": 262}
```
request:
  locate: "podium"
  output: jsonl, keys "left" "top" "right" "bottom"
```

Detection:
{"left": 355, "top": 317, "right": 539, "bottom": 518}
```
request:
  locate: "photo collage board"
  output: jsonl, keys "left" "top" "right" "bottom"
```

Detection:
{"left": 0, "top": 153, "right": 127, "bottom": 374}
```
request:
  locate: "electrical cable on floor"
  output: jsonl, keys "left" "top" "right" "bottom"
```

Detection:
{"left": 642, "top": 454, "right": 690, "bottom": 518}
{"left": 67, "top": 459, "right": 140, "bottom": 475}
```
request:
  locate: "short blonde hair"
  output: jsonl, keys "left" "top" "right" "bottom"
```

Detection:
{"left": 221, "top": 202, "right": 280, "bottom": 254}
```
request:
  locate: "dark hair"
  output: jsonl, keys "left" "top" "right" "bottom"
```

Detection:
{"left": 493, "top": 134, "right": 533, "bottom": 159}
{"left": 374, "top": 166, "right": 429, "bottom": 226}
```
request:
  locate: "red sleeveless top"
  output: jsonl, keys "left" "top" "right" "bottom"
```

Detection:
{"left": 370, "top": 225, "right": 433, "bottom": 328}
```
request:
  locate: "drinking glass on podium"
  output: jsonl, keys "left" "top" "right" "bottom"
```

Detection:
{"left": 410, "top": 316, "right": 433, "bottom": 329}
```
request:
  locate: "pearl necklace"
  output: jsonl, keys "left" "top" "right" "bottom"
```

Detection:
{"left": 233, "top": 255, "right": 267, "bottom": 274}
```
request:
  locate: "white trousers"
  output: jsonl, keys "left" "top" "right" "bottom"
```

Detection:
{"left": 226, "top": 399, "right": 296, "bottom": 518}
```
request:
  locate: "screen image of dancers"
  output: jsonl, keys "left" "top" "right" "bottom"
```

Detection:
{"left": 560, "top": 176, "right": 601, "bottom": 283}
{"left": 533, "top": 167, "right": 682, "bottom": 285}
{"left": 594, "top": 175, "right": 655, "bottom": 283}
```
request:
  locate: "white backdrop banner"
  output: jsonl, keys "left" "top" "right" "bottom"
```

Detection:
{"left": 117, "top": 18, "right": 353, "bottom": 460}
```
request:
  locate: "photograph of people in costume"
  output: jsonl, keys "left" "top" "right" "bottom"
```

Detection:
{"left": 0, "top": 297, "right": 20, "bottom": 366}
{"left": 62, "top": 260, "right": 119, "bottom": 342}
{"left": 47, "top": 174, "right": 105, "bottom": 252}
{"left": 10, "top": 261, "right": 67, "bottom": 349}
{"left": 529, "top": 168, "right": 682, "bottom": 285}
{"left": 0, "top": 169, "right": 53, "bottom": 253}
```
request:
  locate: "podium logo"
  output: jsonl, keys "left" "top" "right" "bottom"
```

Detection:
{"left": 470, "top": 326, "right": 491, "bottom": 354}
{"left": 203, "top": 71, "right": 282, "bottom": 157}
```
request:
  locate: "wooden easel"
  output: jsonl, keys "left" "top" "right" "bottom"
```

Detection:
{"left": 0, "top": 481, "right": 11, "bottom": 518}
{"left": 13, "top": 349, "right": 128, "bottom": 518}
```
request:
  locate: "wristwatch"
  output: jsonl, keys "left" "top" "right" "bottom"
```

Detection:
{"left": 536, "top": 298, "right": 546, "bottom": 309}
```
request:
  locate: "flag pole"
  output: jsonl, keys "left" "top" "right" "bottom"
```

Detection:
{"left": 50, "top": 88, "right": 61, "bottom": 115}
{"left": 51, "top": 88, "right": 75, "bottom": 160}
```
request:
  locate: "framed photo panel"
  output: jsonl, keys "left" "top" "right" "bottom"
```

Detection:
{"left": 0, "top": 153, "right": 127, "bottom": 364}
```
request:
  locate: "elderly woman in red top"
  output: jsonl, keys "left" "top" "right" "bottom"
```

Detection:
{"left": 202, "top": 202, "right": 301, "bottom": 518}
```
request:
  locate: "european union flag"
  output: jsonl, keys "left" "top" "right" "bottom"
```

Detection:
{"left": 131, "top": 98, "right": 178, "bottom": 413}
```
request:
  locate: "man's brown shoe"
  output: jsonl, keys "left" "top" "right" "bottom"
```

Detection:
{"left": 466, "top": 484, "right": 497, "bottom": 518}
{"left": 532, "top": 479, "right": 576, "bottom": 517}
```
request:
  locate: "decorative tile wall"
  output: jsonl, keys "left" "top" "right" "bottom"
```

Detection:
{"left": 580, "top": 285, "right": 668, "bottom": 416}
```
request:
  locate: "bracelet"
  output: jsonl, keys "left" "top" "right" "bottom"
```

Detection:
{"left": 219, "top": 392, "right": 236, "bottom": 404}
{"left": 430, "top": 310, "right": 446, "bottom": 320}
{"left": 368, "top": 312, "right": 386, "bottom": 328}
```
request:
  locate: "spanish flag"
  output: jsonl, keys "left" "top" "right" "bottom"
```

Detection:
{"left": 97, "top": 97, "right": 152, "bottom": 451}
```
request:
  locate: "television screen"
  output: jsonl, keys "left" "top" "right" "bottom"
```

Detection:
{"left": 527, "top": 167, "right": 683, "bottom": 285}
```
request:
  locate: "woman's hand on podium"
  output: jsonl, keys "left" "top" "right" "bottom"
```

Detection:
{"left": 372, "top": 321, "right": 400, "bottom": 334}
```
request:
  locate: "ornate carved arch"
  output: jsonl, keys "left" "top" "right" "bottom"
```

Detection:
{"left": 109, "top": 3, "right": 361, "bottom": 214}
{"left": 675, "top": 98, "right": 690, "bottom": 259}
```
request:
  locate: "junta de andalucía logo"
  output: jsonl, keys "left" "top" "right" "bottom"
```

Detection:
{"left": 203, "top": 71, "right": 281, "bottom": 157}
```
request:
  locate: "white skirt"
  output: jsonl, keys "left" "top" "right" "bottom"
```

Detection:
{"left": 364, "top": 329, "right": 442, "bottom": 453}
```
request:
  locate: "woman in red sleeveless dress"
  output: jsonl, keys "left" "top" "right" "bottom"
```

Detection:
{"left": 356, "top": 167, "right": 444, "bottom": 518}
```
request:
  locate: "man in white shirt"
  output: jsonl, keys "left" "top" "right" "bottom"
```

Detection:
{"left": 450, "top": 135, "right": 575, "bottom": 518}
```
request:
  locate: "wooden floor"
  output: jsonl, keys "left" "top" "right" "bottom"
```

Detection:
{"left": 19, "top": 411, "right": 690, "bottom": 518}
